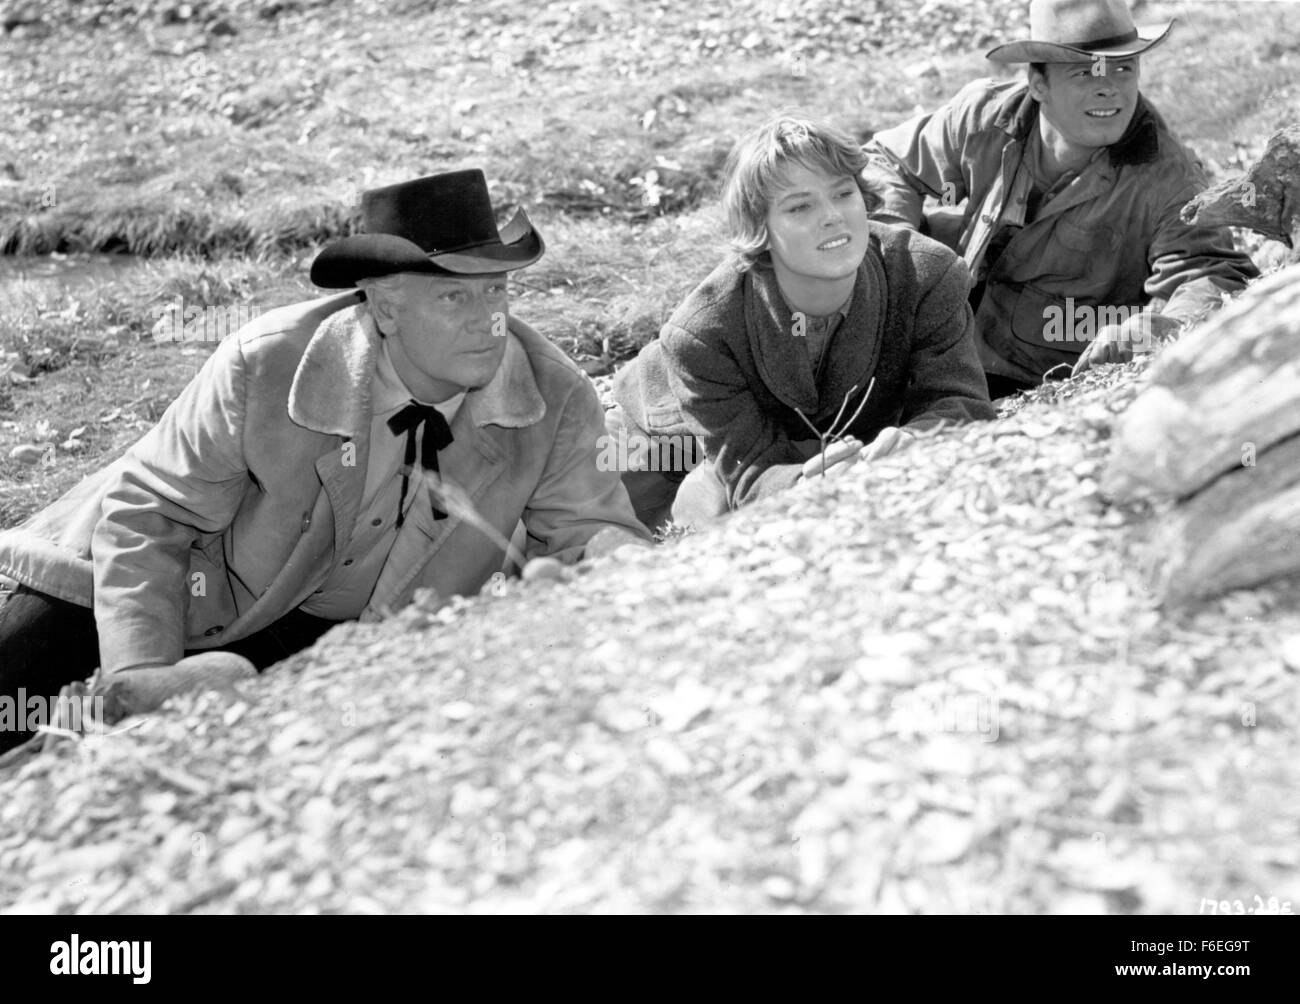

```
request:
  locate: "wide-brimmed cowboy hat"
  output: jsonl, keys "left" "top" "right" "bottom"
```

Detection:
{"left": 986, "top": 0, "right": 1173, "bottom": 64}
{"left": 311, "top": 169, "right": 544, "bottom": 289}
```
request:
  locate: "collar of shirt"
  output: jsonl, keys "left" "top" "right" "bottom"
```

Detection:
{"left": 803, "top": 290, "right": 854, "bottom": 330}
{"left": 1025, "top": 119, "right": 1105, "bottom": 200}
{"left": 372, "top": 337, "right": 465, "bottom": 423}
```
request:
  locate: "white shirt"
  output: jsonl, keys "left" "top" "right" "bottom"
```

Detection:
{"left": 299, "top": 340, "right": 464, "bottom": 619}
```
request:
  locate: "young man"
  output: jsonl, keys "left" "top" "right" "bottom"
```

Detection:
{"left": 606, "top": 115, "right": 995, "bottom": 531}
{"left": 0, "top": 170, "right": 649, "bottom": 750}
{"left": 862, "top": 0, "right": 1258, "bottom": 397}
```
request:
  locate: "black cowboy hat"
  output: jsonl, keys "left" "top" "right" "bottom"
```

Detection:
{"left": 311, "top": 169, "right": 544, "bottom": 288}
{"left": 986, "top": 0, "right": 1173, "bottom": 64}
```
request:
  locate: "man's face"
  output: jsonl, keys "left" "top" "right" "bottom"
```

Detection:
{"left": 764, "top": 162, "right": 870, "bottom": 283}
{"left": 372, "top": 272, "right": 510, "bottom": 401}
{"left": 1030, "top": 56, "right": 1141, "bottom": 152}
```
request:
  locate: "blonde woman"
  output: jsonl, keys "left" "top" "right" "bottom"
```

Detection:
{"left": 607, "top": 115, "right": 996, "bottom": 529}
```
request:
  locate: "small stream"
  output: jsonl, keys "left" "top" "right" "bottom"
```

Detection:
{"left": 0, "top": 253, "right": 145, "bottom": 308}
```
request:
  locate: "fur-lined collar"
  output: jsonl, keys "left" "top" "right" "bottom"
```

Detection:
{"left": 287, "top": 298, "right": 546, "bottom": 438}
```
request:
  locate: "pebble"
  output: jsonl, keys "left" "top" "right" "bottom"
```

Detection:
{"left": 644, "top": 737, "right": 692, "bottom": 777}
{"left": 522, "top": 557, "right": 567, "bottom": 583}
{"left": 8, "top": 444, "right": 46, "bottom": 465}
{"left": 440, "top": 700, "right": 475, "bottom": 721}
{"left": 762, "top": 875, "right": 798, "bottom": 902}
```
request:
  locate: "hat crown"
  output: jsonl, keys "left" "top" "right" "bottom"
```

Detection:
{"left": 1030, "top": 0, "right": 1137, "bottom": 47}
{"left": 360, "top": 170, "right": 501, "bottom": 255}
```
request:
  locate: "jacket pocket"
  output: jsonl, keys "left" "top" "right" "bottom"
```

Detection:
{"left": 183, "top": 535, "right": 238, "bottom": 644}
{"left": 985, "top": 280, "right": 1083, "bottom": 374}
{"left": 1053, "top": 218, "right": 1121, "bottom": 255}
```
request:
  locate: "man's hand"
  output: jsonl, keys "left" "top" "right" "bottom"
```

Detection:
{"left": 1072, "top": 312, "right": 1182, "bottom": 376}
{"left": 91, "top": 652, "right": 257, "bottom": 724}
{"left": 800, "top": 435, "right": 864, "bottom": 479}
{"left": 581, "top": 526, "right": 653, "bottom": 559}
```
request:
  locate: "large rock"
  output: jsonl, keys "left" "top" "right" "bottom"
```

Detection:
{"left": 1181, "top": 124, "right": 1300, "bottom": 256}
{"left": 1104, "top": 261, "right": 1300, "bottom": 602}
{"left": 1103, "top": 263, "right": 1300, "bottom": 501}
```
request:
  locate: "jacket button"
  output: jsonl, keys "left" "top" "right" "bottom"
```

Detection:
{"left": 204, "top": 626, "right": 223, "bottom": 637}
{"left": 343, "top": 559, "right": 354, "bottom": 566}
{"left": 371, "top": 518, "right": 383, "bottom": 527}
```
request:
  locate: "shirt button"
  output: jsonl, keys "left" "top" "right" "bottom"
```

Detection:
{"left": 371, "top": 518, "right": 383, "bottom": 527}
{"left": 204, "top": 626, "right": 223, "bottom": 637}
{"left": 343, "top": 559, "right": 354, "bottom": 566}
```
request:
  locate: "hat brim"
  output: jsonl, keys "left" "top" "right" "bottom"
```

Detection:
{"left": 310, "top": 207, "right": 544, "bottom": 289}
{"left": 986, "top": 20, "right": 1172, "bottom": 63}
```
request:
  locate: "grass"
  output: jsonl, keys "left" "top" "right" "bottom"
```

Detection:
{"left": 2, "top": 0, "right": 1298, "bottom": 532}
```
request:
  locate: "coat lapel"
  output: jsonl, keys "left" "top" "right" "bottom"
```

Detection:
{"left": 744, "top": 255, "right": 886, "bottom": 423}
{"left": 281, "top": 303, "right": 545, "bottom": 614}
{"left": 288, "top": 300, "right": 377, "bottom": 556}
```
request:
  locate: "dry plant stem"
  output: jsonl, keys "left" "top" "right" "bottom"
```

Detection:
{"left": 423, "top": 471, "right": 529, "bottom": 570}
{"left": 795, "top": 377, "right": 876, "bottom": 476}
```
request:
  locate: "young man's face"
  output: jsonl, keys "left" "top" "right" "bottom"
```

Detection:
{"left": 1030, "top": 56, "right": 1141, "bottom": 153}
{"left": 372, "top": 272, "right": 510, "bottom": 401}
{"left": 764, "top": 163, "right": 870, "bottom": 283}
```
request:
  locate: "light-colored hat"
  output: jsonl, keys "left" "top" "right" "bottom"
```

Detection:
{"left": 986, "top": 0, "right": 1173, "bottom": 63}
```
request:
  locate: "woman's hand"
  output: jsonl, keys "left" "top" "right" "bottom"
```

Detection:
{"left": 800, "top": 436, "right": 864, "bottom": 479}
{"left": 860, "top": 425, "right": 914, "bottom": 460}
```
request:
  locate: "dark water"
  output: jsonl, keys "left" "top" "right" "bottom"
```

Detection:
{"left": 0, "top": 253, "right": 143, "bottom": 307}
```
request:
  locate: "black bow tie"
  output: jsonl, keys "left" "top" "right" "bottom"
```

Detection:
{"left": 386, "top": 401, "right": 455, "bottom": 527}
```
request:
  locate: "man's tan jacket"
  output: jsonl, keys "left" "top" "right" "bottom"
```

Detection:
{"left": 0, "top": 292, "right": 648, "bottom": 672}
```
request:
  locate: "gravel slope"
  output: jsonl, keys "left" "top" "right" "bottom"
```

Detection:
{"left": 3, "top": 357, "right": 1298, "bottom": 914}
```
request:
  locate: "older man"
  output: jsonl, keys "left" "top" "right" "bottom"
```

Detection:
{"left": 862, "top": 0, "right": 1258, "bottom": 396}
{"left": 0, "top": 170, "right": 649, "bottom": 751}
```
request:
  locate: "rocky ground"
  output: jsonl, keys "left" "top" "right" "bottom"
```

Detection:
{"left": 2, "top": 0, "right": 1299, "bottom": 915}
{"left": 3, "top": 356, "right": 1298, "bottom": 914}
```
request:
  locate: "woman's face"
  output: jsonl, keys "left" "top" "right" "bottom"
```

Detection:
{"left": 764, "top": 163, "right": 870, "bottom": 283}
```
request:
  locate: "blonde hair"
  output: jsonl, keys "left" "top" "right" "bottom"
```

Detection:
{"left": 356, "top": 273, "right": 412, "bottom": 338}
{"left": 721, "top": 114, "right": 880, "bottom": 269}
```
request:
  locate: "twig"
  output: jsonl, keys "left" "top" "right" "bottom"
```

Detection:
{"left": 794, "top": 377, "right": 877, "bottom": 476}
{"left": 423, "top": 472, "right": 528, "bottom": 570}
